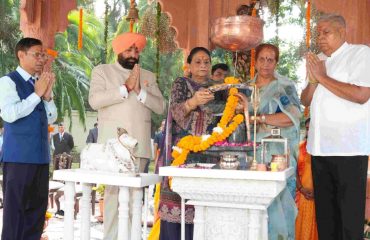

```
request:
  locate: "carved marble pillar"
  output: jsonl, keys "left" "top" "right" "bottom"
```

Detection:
{"left": 160, "top": 166, "right": 294, "bottom": 240}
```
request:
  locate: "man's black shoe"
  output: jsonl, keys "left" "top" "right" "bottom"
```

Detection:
{"left": 55, "top": 210, "right": 64, "bottom": 216}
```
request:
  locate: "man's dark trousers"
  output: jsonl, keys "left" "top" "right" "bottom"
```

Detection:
{"left": 2, "top": 163, "right": 49, "bottom": 240}
{"left": 312, "top": 155, "right": 368, "bottom": 240}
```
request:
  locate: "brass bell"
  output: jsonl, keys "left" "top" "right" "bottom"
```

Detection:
{"left": 126, "top": 3, "right": 139, "bottom": 22}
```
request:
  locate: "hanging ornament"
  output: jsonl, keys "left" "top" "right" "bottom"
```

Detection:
{"left": 249, "top": 2, "right": 258, "bottom": 80}
{"left": 304, "top": 0, "right": 311, "bottom": 118}
{"left": 78, "top": 8, "right": 83, "bottom": 50}
{"left": 306, "top": 0, "right": 311, "bottom": 49}
{"left": 126, "top": 0, "right": 139, "bottom": 32}
{"left": 46, "top": 48, "right": 58, "bottom": 58}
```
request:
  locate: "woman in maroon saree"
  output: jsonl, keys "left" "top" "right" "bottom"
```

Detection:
{"left": 158, "top": 47, "right": 220, "bottom": 240}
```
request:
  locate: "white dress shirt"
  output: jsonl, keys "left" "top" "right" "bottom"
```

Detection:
{"left": 0, "top": 66, "right": 57, "bottom": 124}
{"left": 307, "top": 42, "right": 370, "bottom": 156}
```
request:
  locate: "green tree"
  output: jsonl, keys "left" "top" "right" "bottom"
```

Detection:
{"left": 52, "top": 10, "right": 105, "bottom": 129}
{"left": 0, "top": 0, "right": 21, "bottom": 76}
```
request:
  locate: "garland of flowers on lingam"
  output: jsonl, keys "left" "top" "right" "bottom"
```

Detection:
{"left": 148, "top": 77, "right": 245, "bottom": 240}
{"left": 170, "top": 76, "right": 244, "bottom": 167}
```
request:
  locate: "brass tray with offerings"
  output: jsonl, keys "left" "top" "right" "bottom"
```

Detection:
{"left": 208, "top": 83, "right": 253, "bottom": 93}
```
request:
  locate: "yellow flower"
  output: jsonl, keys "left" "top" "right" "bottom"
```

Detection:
{"left": 229, "top": 88, "right": 238, "bottom": 95}
{"left": 169, "top": 83, "right": 245, "bottom": 169}
{"left": 224, "top": 77, "right": 240, "bottom": 84}
{"left": 45, "top": 211, "right": 53, "bottom": 220}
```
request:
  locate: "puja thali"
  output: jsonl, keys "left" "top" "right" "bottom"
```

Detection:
{"left": 208, "top": 84, "right": 253, "bottom": 93}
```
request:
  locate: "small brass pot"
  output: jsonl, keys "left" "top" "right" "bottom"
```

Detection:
{"left": 271, "top": 154, "right": 287, "bottom": 171}
{"left": 220, "top": 154, "right": 240, "bottom": 170}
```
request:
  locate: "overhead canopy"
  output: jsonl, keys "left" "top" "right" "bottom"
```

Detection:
{"left": 158, "top": 0, "right": 370, "bottom": 52}
{"left": 19, "top": 0, "right": 370, "bottom": 53}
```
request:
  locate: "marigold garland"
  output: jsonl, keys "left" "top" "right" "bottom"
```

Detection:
{"left": 149, "top": 77, "right": 244, "bottom": 240}
{"left": 46, "top": 49, "right": 58, "bottom": 58}
{"left": 249, "top": 6, "right": 257, "bottom": 80}
{"left": 304, "top": 0, "right": 311, "bottom": 118}
{"left": 306, "top": 0, "right": 311, "bottom": 49}
{"left": 170, "top": 77, "right": 244, "bottom": 167}
{"left": 78, "top": 8, "right": 83, "bottom": 50}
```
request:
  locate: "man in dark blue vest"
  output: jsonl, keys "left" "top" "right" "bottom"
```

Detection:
{"left": 0, "top": 38, "right": 57, "bottom": 240}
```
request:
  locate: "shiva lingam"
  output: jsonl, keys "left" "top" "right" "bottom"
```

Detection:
{"left": 211, "top": 10, "right": 264, "bottom": 171}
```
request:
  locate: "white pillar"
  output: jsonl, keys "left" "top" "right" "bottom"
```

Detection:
{"left": 118, "top": 186, "right": 130, "bottom": 240}
{"left": 181, "top": 198, "right": 185, "bottom": 240}
{"left": 261, "top": 209, "right": 269, "bottom": 240}
{"left": 131, "top": 188, "right": 143, "bottom": 240}
{"left": 80, "top": 183, "right": 92, "bottom": 240}
{"left": 64, "top": 182, "right": 76, "bottom": 240}
{"left": 143, "top": 187, "right": 149, "bottom": 240}
{"left": 193, "top": 205, "right": 205, "bottom": 240}
{"left": 248, "top": 209, "right": 261, "bottom": 240}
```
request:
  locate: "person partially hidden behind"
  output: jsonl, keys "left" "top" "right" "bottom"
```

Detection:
{"left": 52, "top": 122, "right": 74, "bottom": 156}
{"left": 86, "top": 122, "right": 98, "bottom": 144}
{"left": 301, "top": 13, "right": 370, "bottom": 239}
{"left": 295, "top": 118, "right": 318, "bottom": 240}
{"left": 0, "top": 37, "right": 57, "bottom": 240}
{"left": 210, "top": 63, "right": 229, "bottom": 83}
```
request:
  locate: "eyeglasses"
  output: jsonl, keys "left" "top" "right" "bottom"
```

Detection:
{"left": 27, "top": 51, "right": 49, "bottom": 60}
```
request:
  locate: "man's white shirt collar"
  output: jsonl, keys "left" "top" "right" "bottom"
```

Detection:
{"left": 329, "top": 42, "right": 349, "bottom": 59}
{"left": 16, "top": 66, "right": 35, "bottom": 82}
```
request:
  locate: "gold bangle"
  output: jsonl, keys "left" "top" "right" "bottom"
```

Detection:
{"left": 308, "top": 78, "right": 319, "bottom": 84}
{"left": 250, "top": 116, "right": 261, "bottom": 123}
{"left": 261, "top": 114, "right": 266, "bottom": 123}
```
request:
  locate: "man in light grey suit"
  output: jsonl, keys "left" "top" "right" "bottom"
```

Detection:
{"left": 89, "top": 32, "right": 165, "bottom": 239}
{"left": 86, "top": 122, "right": 98, "bottom": 143}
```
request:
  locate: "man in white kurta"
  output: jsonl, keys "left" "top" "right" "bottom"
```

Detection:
{"left": 89, "top": 32, "right": 165, "bottom": 239}
{"left": 301, "top": 14, "right": 370, "bottom": 240}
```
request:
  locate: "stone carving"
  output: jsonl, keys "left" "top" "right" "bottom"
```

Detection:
{"left": 164, "top": 169, "right": 291, "bottom": 240}
{"left": 172, "top": 177, "right": 286, "bottom": 205}
{"left": 80, "top": 128, "right": 138, "bottom": 175}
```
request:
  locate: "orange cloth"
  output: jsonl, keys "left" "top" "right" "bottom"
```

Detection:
{"left": 112, "top": 32, "right": 146, "bottom": 54}
{"left": 295, "top": 141, "right": 318, "bottom": 240}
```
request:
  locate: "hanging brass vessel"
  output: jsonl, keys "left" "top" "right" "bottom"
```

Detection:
{"left": 211, "top": 15, "right": 264, "bottom": 51}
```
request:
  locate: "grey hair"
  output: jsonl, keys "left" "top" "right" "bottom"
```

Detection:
{"left": 318, "top": 13, "right": 346, "bottom": 28}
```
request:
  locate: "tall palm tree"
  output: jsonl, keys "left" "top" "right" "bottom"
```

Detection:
{"left": 52, "top": 10, "right": 105, "bottom": 130}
